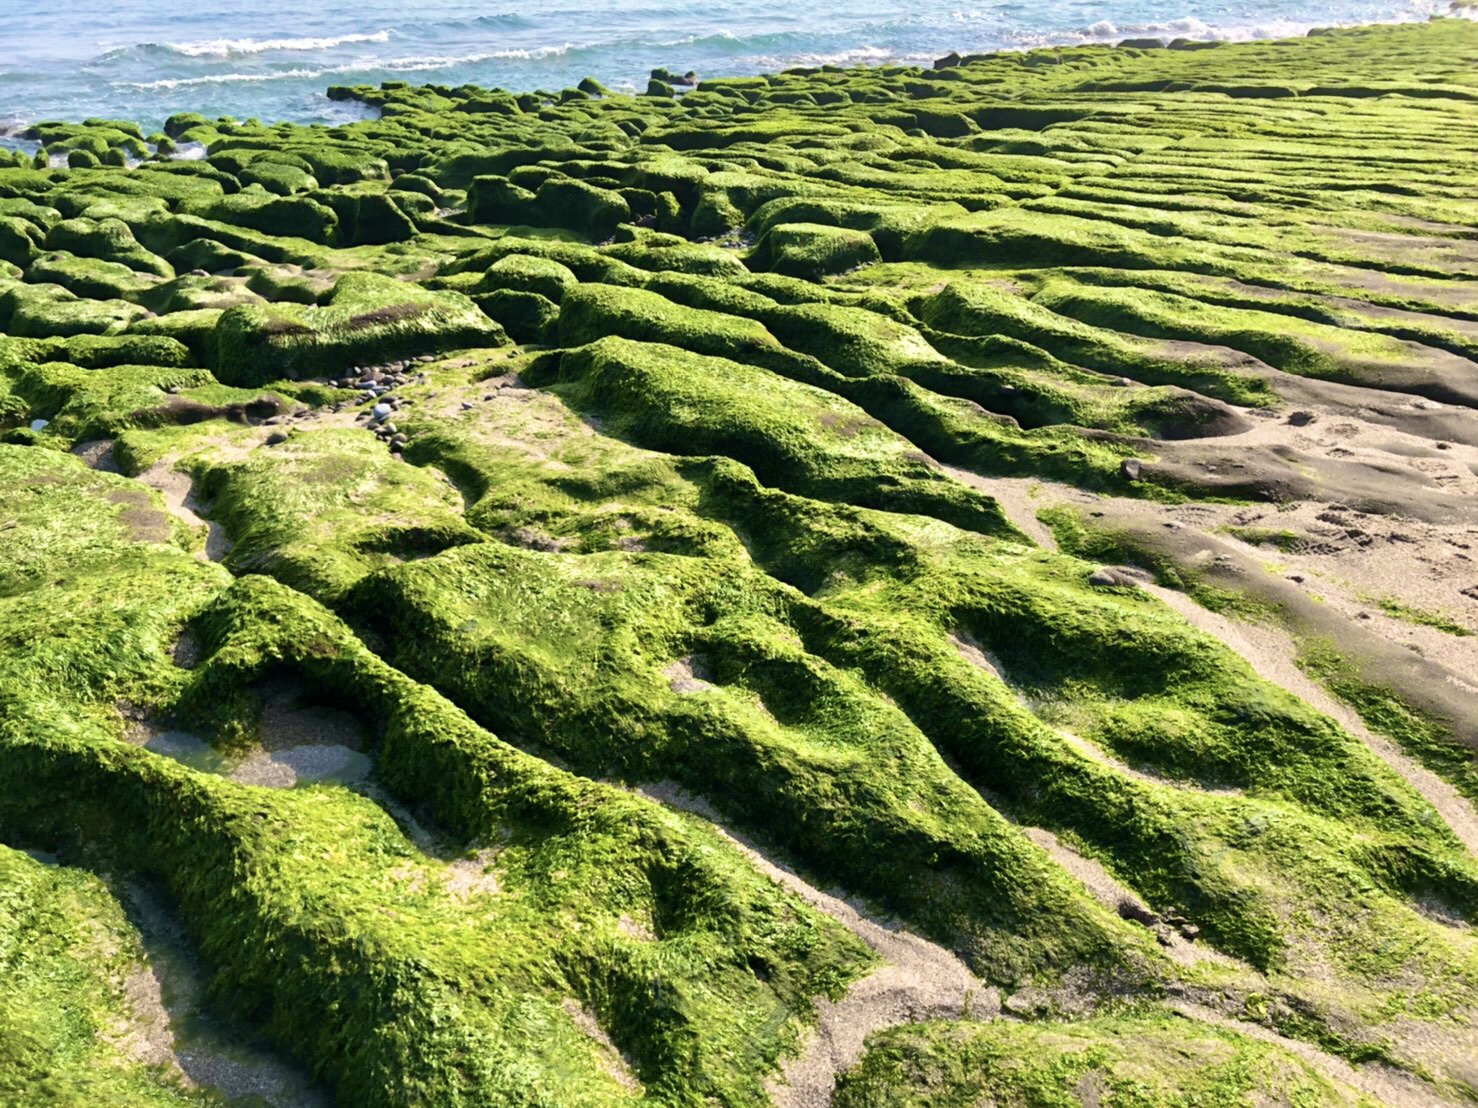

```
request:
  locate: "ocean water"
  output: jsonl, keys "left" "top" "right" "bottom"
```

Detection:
{"left": 0, "top": 0, "right": 1464, "bottom": 133}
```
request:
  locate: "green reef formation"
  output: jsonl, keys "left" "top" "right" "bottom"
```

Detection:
{"left": 3, "top": 16, "right": 1478, "bottom": 1107}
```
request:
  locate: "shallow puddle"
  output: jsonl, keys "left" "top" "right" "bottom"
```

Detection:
{"left": 122, "top": 884, "right": 329, "bottom": 1107}
{"left": 140, "top": 729, "right": 371, "bottom": 789}
{"left": 142, "top": 730, "right": 236, "bottom": 775}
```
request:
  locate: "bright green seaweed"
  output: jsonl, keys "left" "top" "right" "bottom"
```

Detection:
{"left": 2, "top": 16, "right": 1478, "bottom": 1107}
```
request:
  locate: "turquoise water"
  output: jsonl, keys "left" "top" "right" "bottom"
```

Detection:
{"left": 0, "top": 1, "right": 1462, "bottom": 132}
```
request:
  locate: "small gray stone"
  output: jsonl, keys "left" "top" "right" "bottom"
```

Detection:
{"left": 1120, "top": 458, "right": 1142, "bottom": 481}
{"left": 1089, "top": 567, "right": 1138, "bottom": 589}
{"left": 29, "top": 418, "right": 49, "bottom": 432}
{"left": 381, "top": 422, "right": 397, "bottom": 435}
{"left": 265, "top": 431, "right": 288, "bottom": 446}
{"left": 372, "top": 403, "right": 393, "bottom": 420}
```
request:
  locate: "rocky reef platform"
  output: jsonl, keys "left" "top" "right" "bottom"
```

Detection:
{"left": 2, "top": 17, "right": 1478, "bottom": 1106}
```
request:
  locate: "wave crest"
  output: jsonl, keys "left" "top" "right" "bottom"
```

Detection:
{"left": 158, "top": 30, "right": 392, "bottom": 58}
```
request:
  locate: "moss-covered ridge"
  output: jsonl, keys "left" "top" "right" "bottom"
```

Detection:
{"left": 1, "top": 16, "right": 1477, "bottom": 1106}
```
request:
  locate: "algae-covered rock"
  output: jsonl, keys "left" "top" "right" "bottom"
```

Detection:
{"left": 753, "top": 221, "right": 883, "bottom": 277}
{"left": 3, "top": 19, "right": 1478, "bottom": 1106}
{"left": 213, "top": 272, "right": 505, "bottom": 384}
{"left": 480, "top": 253, "right": 579, "bottom": 301}
{"left": 0, "top": 216, "right": 45, "bottom": 267}
{"left": 45, "top": 216, "right": 172, "bottom": 278}
{"left": 473, "top": 288, "right": 561, "bottom": 342}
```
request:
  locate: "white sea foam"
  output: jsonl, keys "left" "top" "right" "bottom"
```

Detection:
{"left": 122, "top": 44, "right": 579, "bottom": 90}
{"left": 163, "top": 30, "right": 392, "bottom": 57}
{"left": 1003, "top": 5, "right": 1447, "bottom": 50}
{"left": 748, "top": 44, "right": 909, "bottom": 69}
{"left": 127, "top": 68, "right": 332, "bottom": 90}
{"left": 375, "top": 44, "right": 575, "bottom": 68}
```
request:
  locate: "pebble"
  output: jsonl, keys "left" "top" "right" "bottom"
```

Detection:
{"left": 29, "top": 418, "right": 49, "bottom": 432}
{"left": 372, "top": 403, "right": 393, "bottom": 420}
{"left": 1120, "top": 458, "right": 1142, "bottom": 481}
{"left": 1089, "top": 567, "right": 1138, "bottom": 589}
{"left": 461, "top": 401, "right": 475, "bottom": 410}
{"left": 381, "top": 422, "right": 397, "bottom": 435}
{"left": 265, "top": 431, "right": 288, "bottom": 446}
{"left": 166, "top": 385, "right": 182, "bottom": 395}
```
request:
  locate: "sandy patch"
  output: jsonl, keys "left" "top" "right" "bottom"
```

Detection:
{"left": 138, "top": 460, "right": 233, "bottom": 562}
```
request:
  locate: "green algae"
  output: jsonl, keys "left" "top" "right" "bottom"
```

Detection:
{"left": 1, "top": 17, "right": 1477, "bottom": 1105}
{"left": 0, "top": 448, "right": 874, "bottom": 1106}
{"left": 1364, "top": 595, "right": 1473, "bottom": 638}
{"left": 0, "top": 845, "right": 210, "bottom": 1107}
{"left": 832, "top": 1013, "right": 1375, "bottom": 1106}
{"left": 1039, "top": 503, "right": 1280, "bottom": 621}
